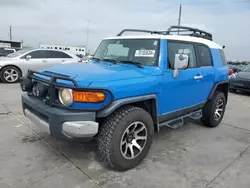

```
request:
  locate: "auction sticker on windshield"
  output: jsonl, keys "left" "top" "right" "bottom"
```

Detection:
{"left": 135, "top": 50, "right": 155, "bottom": 57}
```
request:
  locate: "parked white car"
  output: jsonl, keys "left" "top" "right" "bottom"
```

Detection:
{"left": 0, "top": 48, "right": 81, "bottom": 83}
{"left": 0, "top": 48, "right": 17, "bottom": 57}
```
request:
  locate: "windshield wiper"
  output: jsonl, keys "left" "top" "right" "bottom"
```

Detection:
{"left": 102, "top": 58, "right": 118, "bottom": 64}
{"left": 92, "top": 57, "right": 118, "bottom": 64}
{"left": 91, "top": 57, "right": 101, "bottom": 61}
{"left": 120, "top": 60, "right": 143, "bottom": 68}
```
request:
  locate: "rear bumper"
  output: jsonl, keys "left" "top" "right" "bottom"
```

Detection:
{"left": 22, "top": 93, "right": 99, "bottom": 140}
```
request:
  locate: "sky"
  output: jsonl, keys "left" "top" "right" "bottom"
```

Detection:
{"left": 0, "top": 0, "right": 249, "bottom": 60}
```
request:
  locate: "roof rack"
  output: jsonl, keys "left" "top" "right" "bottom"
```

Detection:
{"left": 117, "top": 29, "right": 163, "bottom": 36}
{"left": 166, "top": 25, "right": 213, "bottom": 41}
{"left": 117, "top": 25, "right": 213, "bottom": 41}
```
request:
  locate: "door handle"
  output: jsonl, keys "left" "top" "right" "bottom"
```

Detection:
{"left": 194, "top": 75, "right": 203, "bottom": 80}
{"left": 42, "top": 60, "right": 47, "bottom": 63}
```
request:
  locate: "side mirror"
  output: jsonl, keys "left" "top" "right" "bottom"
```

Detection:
{"left": 26, "top": 55, "right": 31, "bottom": 60}
{"left": 173, "top": 54, "right": 189, "bottom": 78}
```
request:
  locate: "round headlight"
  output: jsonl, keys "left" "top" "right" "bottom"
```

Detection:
{"left": 58, "top": 88, "right": 73, "bottom": 106}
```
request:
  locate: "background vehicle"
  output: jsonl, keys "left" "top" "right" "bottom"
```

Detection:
{"left": 0, "top": 48, "right": 81, "bottom": 83}
{"left": 0, "top": 48, "right": 16, "bottom": 57}
{"left": 20, "top": 26, "right": 229, "bottom": 171}
{"left": 229, "top": 64, "right": 250, "bottom": 93}
{"left": 228, "top": 64, "right": 246, "bottom": 73}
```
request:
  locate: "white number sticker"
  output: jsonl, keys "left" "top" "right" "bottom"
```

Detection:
{"left": 135, "top": 50, "right": 155, "bottom": 57}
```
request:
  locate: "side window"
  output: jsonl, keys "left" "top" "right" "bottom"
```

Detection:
{"left": 219, "top": 49, "right": 227, "bottom": 65}
{"left": 197, "top": 45, "right": 212, "bottom": 66}
{"left": 26, "top": 50, "right": 46, "bottom": 59}
{"left": 46, "top": 51, "right": 72, "bottom": 58}
{"left": 62, "top": 52, "right": 72, "bottom": 58}
{"left": 168, "top": 42, "right": 197, "bottom": 69}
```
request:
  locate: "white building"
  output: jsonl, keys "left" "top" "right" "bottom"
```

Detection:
{"left": 39, "top": 44, "right": 86, "bottom": 56}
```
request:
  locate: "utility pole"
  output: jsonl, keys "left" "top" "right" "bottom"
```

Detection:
{"left": 9, "top": 26, "right": 12, "bottom": 41}
{"left": 85, "top": 20, "right": 89, "bottom": 55}
{"left": 177, "top": 4, "right": 182, "bottom": 34}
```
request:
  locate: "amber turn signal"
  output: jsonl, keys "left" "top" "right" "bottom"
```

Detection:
{"left": 72, "top": 91, "right": 106, "bottom": 103}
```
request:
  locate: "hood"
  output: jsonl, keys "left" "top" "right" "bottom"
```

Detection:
{"left": 236, "top": 71, "right": 250, "bottom": 80}
{"left": 41, "top": 60, "right": 161, "bottom": 87}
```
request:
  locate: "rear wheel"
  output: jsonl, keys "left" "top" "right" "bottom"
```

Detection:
{"left": 0, "top": 66, "right": 21, "bottom": 83}
{"left": 201, "top": 91, "right": 226, "bottom": 127}
{"left": 97, "top": 106, "right": 154, "bottom": 171}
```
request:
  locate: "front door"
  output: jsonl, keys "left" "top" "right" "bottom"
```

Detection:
{"left": 160, "top": 41, "right": 205, "bottom": 117}
{"left": 21, "top": 50, "right": 48, "bottom": 73}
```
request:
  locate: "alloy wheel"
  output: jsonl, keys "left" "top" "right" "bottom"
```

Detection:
{"left": 120, "top": 121, "right": 147, "bottom": 160}
{"left": 3, "top": 68, "right": 19, "bottom": 83}
{"left": 214, "top": 98, "right": 224, "bottom": 121}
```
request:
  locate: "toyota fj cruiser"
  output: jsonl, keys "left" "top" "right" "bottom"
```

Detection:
{"left": 20, "top": 26, "right": 229, "bottom": 171}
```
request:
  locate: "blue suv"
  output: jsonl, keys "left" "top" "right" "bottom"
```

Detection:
{"left": 20, "top": 26, "right": 229, "bottom": 171}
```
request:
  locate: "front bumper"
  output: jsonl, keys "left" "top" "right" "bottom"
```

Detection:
{"left": 22, "top": 93, "right": 99, "bottom": 140}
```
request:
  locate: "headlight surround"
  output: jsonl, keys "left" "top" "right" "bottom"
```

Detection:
{"left": 58, "top": 88, "right": 73, "bottom": 106}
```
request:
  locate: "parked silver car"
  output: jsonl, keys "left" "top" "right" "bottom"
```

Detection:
{"left": 0, "top": 48, "right": 81, "bottom": 83}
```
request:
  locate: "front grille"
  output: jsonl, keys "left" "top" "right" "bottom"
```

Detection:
{"left": 27, "top": 70, "right": 77, "bottom": 107}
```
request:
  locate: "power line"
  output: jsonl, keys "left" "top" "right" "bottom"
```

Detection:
{"left": 9, "top": 26, "right": 12, "bottom": 41}
{"left": 85, "top": 20, "right": 89, "bottom": 54}
{"left": 182, "top": 0, "right": 250, "bottom": 5}
{"left": 177, "top": 4, "right": 182, "bottom": 34}
{"left": 176, "top": 0, "right": 249, "bottom": 27}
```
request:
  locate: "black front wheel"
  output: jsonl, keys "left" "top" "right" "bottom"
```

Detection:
{"left": 201, "top": 91, "right": 226, "bottom": 128}
{"left": 97, "top": 106, "right": 154, "bottom": 171}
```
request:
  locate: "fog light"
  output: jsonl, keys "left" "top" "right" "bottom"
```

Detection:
{"left": 32, "top": 83, "right": 48, "bottom": 97}
{"left": 20, "top": 76, "right": 33, "bottom": 92}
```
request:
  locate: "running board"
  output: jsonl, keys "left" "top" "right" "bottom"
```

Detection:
{"left": 159, "top": 110, "right": 203, "bottom": 129}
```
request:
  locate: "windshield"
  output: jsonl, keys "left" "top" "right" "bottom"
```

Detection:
{"left": 7, "top": 48, "right": 32, "bottom": 58}
{"left": 93, "top": 39, "right": 159, "bottom": 66}
{"left": 242, "top": 64, "right": 250, "bottom": 72}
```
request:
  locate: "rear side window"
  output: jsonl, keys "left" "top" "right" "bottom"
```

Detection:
{"left": 26, "top": 50, "right": 46, "bottom": 59}
{"left": 61, "top": 52, "right": 72, "bottom": 58}
{"left": 219, "top": 49, "right": 227, "bottom": 65}
{"left": 46, "top": 51, "right": 72, "bottom": 58}
{"left": 197, "top": 45, "right": 212, "bottom": 66}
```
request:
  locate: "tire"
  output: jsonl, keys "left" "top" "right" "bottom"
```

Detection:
{"left": 0, "top": 66, "right": 21, "bottom": 83}
{"left": 98, "top": 106, "right": 154, "bottom": 171}
{"left": 201, "top": 91, "right": 226, "bottom": 128}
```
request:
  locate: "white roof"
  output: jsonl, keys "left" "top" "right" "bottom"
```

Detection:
{"left": 104, "top": 35, "right": 222, "bottom": 49}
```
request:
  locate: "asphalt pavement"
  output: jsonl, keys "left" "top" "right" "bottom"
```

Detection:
{"left": 0, "top": 83, "right": 250, "bottom": 188}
